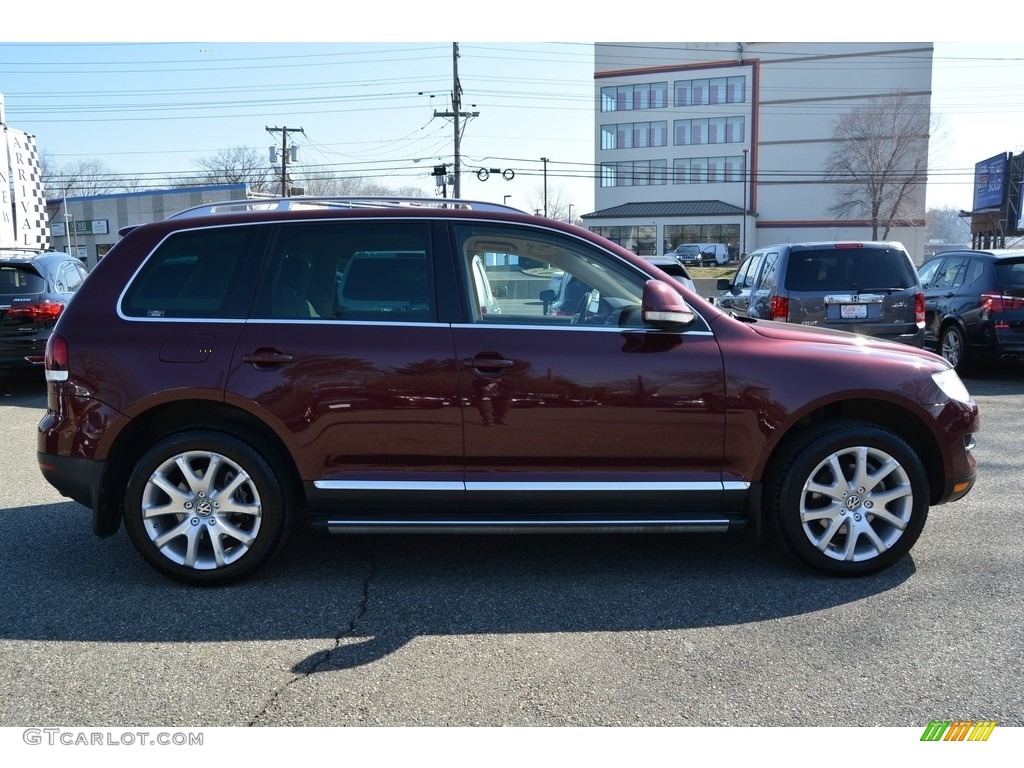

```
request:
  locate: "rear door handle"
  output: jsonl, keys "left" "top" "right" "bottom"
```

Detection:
{"left": 242, "top": 349, "right": 295, "bottom": 368}
{"left": 462, "top": 357, "right": 514, "bottom": 368}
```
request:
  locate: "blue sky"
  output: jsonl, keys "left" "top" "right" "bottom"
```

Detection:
{"left": 3, "top": 6, "right": 1023, "bottom": 214}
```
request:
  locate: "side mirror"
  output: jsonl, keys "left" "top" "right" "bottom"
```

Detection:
{"left": 716, "top": 278, "right": 732, "bottom": 291}
{"left": 641, "top": 280, "right": 694, "bottom": 328}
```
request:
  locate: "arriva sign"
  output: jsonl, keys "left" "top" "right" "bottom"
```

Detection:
{"left": 1, "top": 93, "right": 51, "bottom": 251}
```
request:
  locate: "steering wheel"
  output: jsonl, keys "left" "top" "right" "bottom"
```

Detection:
{"left": 571, "top": 290, "right": 604, "bottom": 325}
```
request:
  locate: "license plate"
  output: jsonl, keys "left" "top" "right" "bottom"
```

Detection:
{"left": 840, "top": 304, "right": 867, "bottom": 319}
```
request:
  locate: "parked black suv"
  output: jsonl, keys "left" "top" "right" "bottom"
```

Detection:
{"left": 716, "top": 241, "right": 925, "bottom": 346}
{"left": 916, "top": 248, "right": 1024, "bottom": 373}
{"left": 1, "top": 250, "right": 90, "bottom": 370}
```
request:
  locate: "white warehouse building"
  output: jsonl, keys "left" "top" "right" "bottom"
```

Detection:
{"left": 583, "top": 42, "right": 933, "bottom": 262}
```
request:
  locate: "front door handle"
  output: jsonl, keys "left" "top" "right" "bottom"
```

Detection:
{"left": 462, "top": 356, "right": 515, "bottom": 375}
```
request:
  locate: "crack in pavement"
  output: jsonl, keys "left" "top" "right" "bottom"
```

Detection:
{"left": 247, "top": 544, "right": 378, "bottom": 726}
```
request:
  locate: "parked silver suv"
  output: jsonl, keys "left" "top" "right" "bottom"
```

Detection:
{"left": 716, "top": 241, "right": 925, "bottom": 346}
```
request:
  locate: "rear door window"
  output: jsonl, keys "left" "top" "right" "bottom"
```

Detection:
{"left": 250, "top": 220, "right": 435, "bottom": 322}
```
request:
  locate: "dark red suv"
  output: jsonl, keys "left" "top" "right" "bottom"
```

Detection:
{"left": 37, "top": 198, "right": 980, "bottom": 586}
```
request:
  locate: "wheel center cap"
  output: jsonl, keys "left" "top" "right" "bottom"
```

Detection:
{"left": 195, "top": 499, "right": 215, "bottom": 517}
{"left": 845, "top": 494, "right": 863, "bottom": 512}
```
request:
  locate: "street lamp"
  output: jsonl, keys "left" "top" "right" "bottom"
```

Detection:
{"left": 503, "top": 195, "right": 511, "bottom": 205}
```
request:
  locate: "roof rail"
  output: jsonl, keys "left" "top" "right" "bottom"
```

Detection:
{"left": 166, "top": 196, "right": 523, "bottom": 220}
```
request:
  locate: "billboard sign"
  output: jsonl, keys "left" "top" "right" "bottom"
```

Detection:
{"left": 0, "top": 131, "right": 12, "bottom": 248}
{"left": 973, "top": 153, "right": 1009, "bottom": 211}
{"left": 2, "top": 122, "right": 51, "bottom": 251}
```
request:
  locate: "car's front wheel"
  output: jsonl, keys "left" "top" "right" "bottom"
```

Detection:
{"left": 123, "top": 430, "right": 290, "bottom": 586}
{"left": 769, "top": 421, "right": 929, "bottom": 576}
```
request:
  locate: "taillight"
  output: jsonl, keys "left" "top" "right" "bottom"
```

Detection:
{"left": 769, "top": 295, "right": 789, "bottom": 320}
{"left": 8, "top": 300, "right": 65, "bottom": 322}
{"left": 982, "top": 292, "right": 1024, "bottom": 313}
{"left": 44, "top": 333, "right": 69, "bottom": 382}
{"left": 915, "top": 292, "right": 925, "bottom": 328}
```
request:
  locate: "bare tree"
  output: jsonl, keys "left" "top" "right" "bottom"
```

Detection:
{"left": 192, "top": 146, "right": 274, "bottom": 193}
{"left": 527, "top": 184, "right": 575, "bottom": 221}
{"left": 824, "top": 91, "right": 930, "bottom": 240}
{"left": 926, "top": 206, "right": 971, "bottom": 245}
{"left": 41, "top": 155, "right": 127, "bottom": 198}
{"left": 293, "top": 165, "right": 430, "bottom": 198}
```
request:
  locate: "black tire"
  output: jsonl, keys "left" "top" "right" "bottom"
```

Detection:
{"left": 939, "top": 324, "right": 971, "bottom": 374}
{"left": 123, "top": 430, "right": 290, "bottom": 586}
{"left": 768, "top": 421, "right": 930, "bottom": 576}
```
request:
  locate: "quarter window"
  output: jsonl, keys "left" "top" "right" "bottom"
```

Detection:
{"left": 121, "top": 227, "right": 262, "bottom": 319}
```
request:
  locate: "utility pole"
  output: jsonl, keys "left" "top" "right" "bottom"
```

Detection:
{"left": 433, "top": 43, "right": 479, "bottom": 198}
{"left": 266, "top": 125, "right": 304, "bottom": 197}
{"left": 541, "top": 157, "right": 549, "bottom": 217}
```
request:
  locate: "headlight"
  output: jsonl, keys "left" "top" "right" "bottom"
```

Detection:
{"left": 932, "top": 369, "right": 973, "bottom": 404}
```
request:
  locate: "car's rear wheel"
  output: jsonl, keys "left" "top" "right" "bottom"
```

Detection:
{"left": 768, "top": 421, "right": 929, "bottom": 576}
{"left": 124, "top": 430, "right": 290, "bottom": 586}
{"left": 940, "top": 324, "right": 970, "bottom": 373}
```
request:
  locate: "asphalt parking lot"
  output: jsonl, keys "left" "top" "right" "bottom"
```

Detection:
{"left": 0, "top": 365, "right": 1021, "bottom": 730}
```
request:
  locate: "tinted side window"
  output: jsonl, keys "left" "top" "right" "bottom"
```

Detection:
{"left": 916, "top": 258, "right": 944, "bottom": 288}
{"left": 57, "top": 262, "right": 83, "bottom": 292}
{"left": 122, "top": 227, "right": 262, "bottom": 319}
{"left": 731, "top": 253, "right": 758, "bottom": 288}
{"left": 251, "top": 221, "right": 434, "bottom": 322}
{"left": 740, "top": 254, "right": 763, "bottom": 288}
{"left": 961, "top": 258, "right": 985, "bottom": 288}
{"left": 757, "top": 252, "right": 779, "bottom": 291}
{"left": 933, "top": 257, "right": 967, "bottom": 290}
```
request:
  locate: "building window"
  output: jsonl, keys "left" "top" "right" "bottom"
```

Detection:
{"left": 675, "top": 116, "right": 744, "bottom": 146}
{"left": 601, "top": 121, "right": 669, "bottom": 150}
{"left": 600, "top": 82, "right": 669, "bottom": 112}
{"left": 589, "top": 225, "right": 658, "bottom": 256}
{"left": 724, "top": 155, "right": 743, "bottom": 182}
{"left": 727, "top": 76, "right": 745, "bottom": 103}
{"left": 674, "top": 75, "right": 746, "bottom": 107}
{"left": 600, "top": 160, "right": 667, "bottom": 187}
{"left": 690, "top": 158, "right": 708, "bottom": 184}
{"left": 673, "top": 158, "right": 690, "bottom": 184}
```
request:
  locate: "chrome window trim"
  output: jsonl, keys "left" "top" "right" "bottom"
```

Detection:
{"left": 314, "top": 480, "right": 750, "bottom": 492}
{"left": 450, "top": 322, "right": 713, "bottom": 336}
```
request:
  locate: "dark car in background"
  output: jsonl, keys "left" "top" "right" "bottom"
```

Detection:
{"left": 37, "top": 199, "right": 978, "bottom": 586}
{"left": 916, "top": 248, "right": 1024, "bottom": 373}
{"left": 0, "top": 250, "right": 89, "bottom": 370}
{"left": 716, "top": 241, "right": 925, "bottom": 347}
